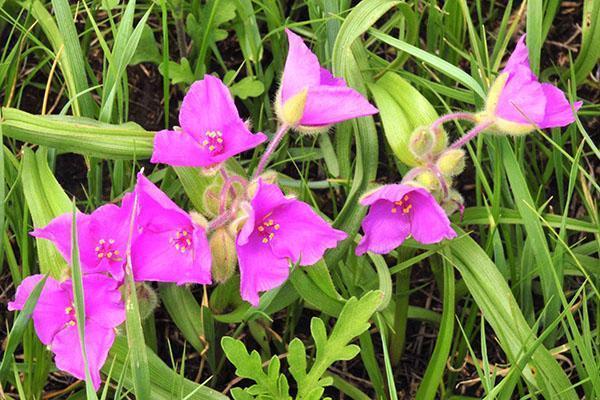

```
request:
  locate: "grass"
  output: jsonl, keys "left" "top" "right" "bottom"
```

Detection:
{"left": 0, "top": 0, "right": 599, "bottom": 399}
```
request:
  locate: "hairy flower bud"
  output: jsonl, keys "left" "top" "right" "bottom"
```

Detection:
{"left": 201, "top": 183, "right": 222, "bottom": 218}
{"left": 442, "top": 189, "right": 464, "bottom": 216}
{"left": 190, "top": 211, "right": 209, "bottom": 228}
{"left": 136, "top": 282, "right": 159, "bottom": 320}
{"left": 436, "top": 149, "right": 466, "bottom": 177}
{"left": 408, "top": 126, "right": 435, "bottom": 161}
{"left": 414, "top": 170, "right": 439, "bottom": 191}
{"left": 209, "top": 228, "right": 238, "bottom": 283}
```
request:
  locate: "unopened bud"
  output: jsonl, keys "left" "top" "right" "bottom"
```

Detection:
{"left": 209, "top": 228, "right": 238, "bottom": 283}
{"left": 228, "top": 201, "right": 252, "bottom": 236}
{"left": 258, "top": 170, "right": 278, "bottom": 185}
{"left": 136, "top": 283, "right": 159, "bottom": 320}
{"left": 414, "top": 170, "right": 439, "bottom": 191}
{"left": 190, "top": 211, "right": 209, "bottom": 228}
{"left": 202, "top": 183, "right": 222, "bottom": 218}
{"left": 408, "top": 126, "right": 435, "bottom": 161}
{"left": 442, "top": 189, "right": 464, "bottom": 216}
{"left": 280, "top": 88, "right": 308, "bottom": 127}
{"left": 436, "top": 149, "right": 466, "bottom": 177}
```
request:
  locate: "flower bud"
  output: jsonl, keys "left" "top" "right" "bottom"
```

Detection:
{"left": 257, "top": 170, "right": 278, "bottom": 185}
{"left": 202, "top": 183, "right": 222, "bottom": 218}
{"left": 436, "top": 149, "right": 466, "bottom": 177}
{"left": 228, "top": 201, "right": 252, "bottom": 236}
{"left": 408, "top": 126, "right": 435, "bottom": 161}
{"left": 414, "top": 170, "right": 439, "bottom": 191}
{"left": 136, "top": 282, "right": 159, "bottom": 320}
{"left": 442, "top": 189, "right": 464, "bottom": 216}
{"left": 190, "top": 211, "right": 209, "bottom": 228}
{"left": 209, "top": 228, "right": 238, "bottom": 283}
{"left": 279, "top": 88, "right": 308, "bottom": 127}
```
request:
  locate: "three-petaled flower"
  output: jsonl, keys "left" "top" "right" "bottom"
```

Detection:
{"left": 8, "top": 274, "right": 125, "bottom": 389}
{"left": 236, "top": 180, "right": 347, "bottom": 306}
{"left": 275, "top": 29, "right": 378, "bottom": 132}
{"left": 151, "top": 74, "right": 267, "bottom": 167}
{"left": 485, "top": 35, "right": 582, "bottom": 135}
{"left": 356, "top": 184, "right": 456, "bottom": 255}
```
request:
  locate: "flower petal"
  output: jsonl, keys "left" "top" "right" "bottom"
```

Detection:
{"left": 300, "top": 85, "right": 378, "bottom": 127}
{"left": 355, "top": 200, "right": 411, "bottom": 255}
{"left": 80, "top": 274, "right": 125, "bottom": 329}
{"left": 179, "top": 75, "right": 241, "bottom": 138}
{"left": 31, "top": 212, "right": 90, "bottom": 266}
{"left": 496, "top": 66, "right": 546, "bottom": 125}
{"left": 539, "top": 83, "right": 582, "bottom": 128}
{"left": 319, "top": 68, "right": 346, "bottom": 87}
{"left": 409, "top": 191, "right": 456, "bottom": 244}
{"left": 281, "top": 29, "right": 321, "bottom": 103}
{"left": 268, "top": 200, "right": 347, "bottom": 265}
{"left": 151, "top": 129, "right": 208, "bottom": 167}
{"left": 51, "top": 322, "right": 115, "bottom": 390}
{"left": 359, "top": 184, "right": 416, "bottom": 206}
{"left": 135, "top": 172, "right": 190, "bottom": 229}
{"left": 236, "top": 233, "right": 290, "bottom": 307}
{"left": 502, "top": 35, "right": 533, "bottom": 78}
{"left": 204, "top": 122, "right": 267, "bottom": 165}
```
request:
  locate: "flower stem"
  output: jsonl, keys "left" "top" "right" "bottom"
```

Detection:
{"left": 218, "top": 168, "right": 248, "bottom": 214}
{"left": 208, "top": 210, "right": 232, "bottom": 231}
{"left": 430, "top": 112, "right": 477, "bottom": 133}
{"left": 449, "top": 121, "right": 494, "bottom": 150}
{"left": 253, "top": 123, "right": 290, "bottom": 178}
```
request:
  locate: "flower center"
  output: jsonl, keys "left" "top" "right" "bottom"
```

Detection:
{"left": 391, "top": 195, "right": 413, "bottom": 215}
{"left": 169, "top": 228, "right": 193, "bottom": 254}
{"left": 95, "top": 239, "right": 122, "bottom": 261}
{"left": 257, "top": 213, "right": 280, "bottom": 244}
{"left": 201, "top": 130, "right": 225, "bottom": 154}
{"left": 64, "top": 305, "right": 76, "bottom": 327}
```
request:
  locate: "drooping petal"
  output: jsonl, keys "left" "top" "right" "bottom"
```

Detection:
{"left": 300, "top": 85, "right": 378, "bottom": 127}
{"left": 9, "top": 275, "right": 71, "bottom": 345}
{"left": 408, "top": 191, "right": 456, "bottom": 244}
{"left": 51, "top": 322, "right": 115, "bottom": 390}
{"left": 359, "top": 184, "right": 415, "bottom": 207}
{"left": 69, "top": 274, "right": 125, "bottom": 329}
{"left": 539, "top": 83, "right": 583, "bottom": 128}
{"left": 236, "top": 233, "right": 291, "bottom": 306}
{"left": 355, "top": 200, "right": 411, "bottom": 255}
{"left": 250, "top": 180, "right": 292, "bottom": 222}
{"left": 135, "top": 173, "right": 190, "bottom": 229}
{"left": 495, "top": 66, "right": 546, "bottom": 125}
{"left": 151, "top": 129, "right": 207, "bottom": 167}
{"left": 179, "top": 75, "right": 242, "bottom": 137}
{"left": 267, "top": 200, "right": 347, "bottom": 265}
{"left": 319, "top": 68, "right": 346, "bottom": 87}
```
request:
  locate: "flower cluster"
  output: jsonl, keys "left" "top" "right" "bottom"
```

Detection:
{"left": 9, "top": 31, "right": 581, "bottom": 391}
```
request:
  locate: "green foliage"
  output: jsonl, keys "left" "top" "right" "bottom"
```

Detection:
{"left": 222, "top": 291, "right": 383, "bottom": 399}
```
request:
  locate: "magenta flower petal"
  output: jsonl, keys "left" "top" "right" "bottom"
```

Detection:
{"left": 152, "top": 75, "right": 267, "bottom": 167}
{"left": 51, "top": 322, "right": 115, "bottom": 390}
{"left": 281, "top": 29, "right": 321, "bottom": 103}
{"left": 301, "top": 86, "right": 380, "bottom": 127}
{"left": 131, "top": 173, "right": 212, "bottom": 284}
{"left": 236, "top": 180, "right": 345, "bottom": 305}
{"left": 495, "top": 35, "right": 580, "bottom": 129}
{"left": 31, "top": 212, "right": 89, "bottom": 266}
{"left": 538, "top": 83, "right": 583, "bottom": 128}
{"left": 151, "top": 129, "right": 205, "bottom": 166}
{"left": 356, "top": 184, "right": 455, "bottom": 255}
{"left": 355, "top": 201, "right": 410, "bottom": 256}
{"left": 8, "top": 274, "right": 71, "bottom": 345}
{"left": 320, "top": 68, "right": 346, "bottom": 87}
{"left": 237, "top": 233, "right": 291, "bottom": 307}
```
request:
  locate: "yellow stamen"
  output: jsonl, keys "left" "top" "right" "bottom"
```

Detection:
{"left": 274, "top": 224, "right": 280, "bottom": 230}
{"left": 262, "top": 238, "right": 269, "bottom": 244}
{"left": 97, "top": 253, "right": 104, "bottom": 258}
{"left": 65, "top": 306, "right": 73, "bottom": 314}
{"left": 391, "top": 208, "right": 397, "bottom": 214}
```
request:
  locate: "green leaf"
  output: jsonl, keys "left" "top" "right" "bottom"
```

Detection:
{"left": 159, "top": 58, "right": 195, "bottom": 85}
{"left": 130, "top": 24, "right": 162, "bottom": 65}
{"left": 229, "top": 76, "right": 265, "bottom": 99}
{"left": 21, "top": 147, "right": 71, "bottom": 278}
{"left": 1, "top": 108, "right": 154, "bottom": 159}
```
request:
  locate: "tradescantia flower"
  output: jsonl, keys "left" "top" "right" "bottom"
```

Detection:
{"left": 130, "top": 173, "right": 212, "bottom": 285}
{"left": 151, "top": 75, "right": 267, "bottom": 167}
{"left": 483, "top": 35, "right": 582, "bottom": 135}
{"left": 236, "top": 180, "right": 347, "bottom": 306}
{"left": 32, "top": 203, "right": 133, "bottom": 281}
{"left": 8, "top": 274, "right": 125, "bottom": 389}
{"left": 355, "top": 184, "right": 456, "bottom": 255}
{"left": 275, "top": 29, "right": 378, "bottom": 132}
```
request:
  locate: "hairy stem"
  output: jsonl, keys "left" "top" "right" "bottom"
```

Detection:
{"left": 253, "top": 123, "right": 290, "bottom": 178}
{"left": 449, "top": 121, "right": 494, "bottom": 150}
{"left": 430, "top": 112, "right": 477, "bottom": 133}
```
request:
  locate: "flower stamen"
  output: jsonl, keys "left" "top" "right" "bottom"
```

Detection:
{"left": 95, "top": 238, "right": 122, "bottom": 261}
{"left": 170, "top": 228, "right": 193, "bottom": 254}
{"left": 201, "top": 130, "right": 225, "bottom": 154}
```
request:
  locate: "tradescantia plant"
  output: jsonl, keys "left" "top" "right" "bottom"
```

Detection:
{"left": 1, "top": 0, "right": 590, "bottom": 398}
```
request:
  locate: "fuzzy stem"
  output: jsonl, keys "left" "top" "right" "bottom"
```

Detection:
{"left": 400, "top": 166, "right": 425, "bottom": 184}
{"left": 253, "top": 123, "right": 290, "bottom": 178}
{"left": 430, "top": 112, "right": 477, "bottom": 133}
{"left": 208, "top": 211, "right": 232, "bottom": 231}
{"left": 218, "top": 169, "right": 248, "bottom": 214}
{"left": 449, "top": 121, "right": 494, "bottom": 150}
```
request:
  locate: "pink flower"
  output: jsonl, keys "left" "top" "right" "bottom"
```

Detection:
{"left": 277, "top": 29, "right": 378, "bottom": 129}
{"left": 236, "top": 180, "right": 347, "bottom": 306}
{"left": 151, "top": 75, "right": 267, "bottom": 167}
{"left": 355, "top": 184, "right": 456, "bottom": 255}
{"left": 8, "top": 274, "right": 125, "bottom": 389}
{"left": 130, "top": 173, "right": 212, "bottom": 285}
{"left": 32, "top": 203, "right": 134, "bottom": 281}
{"left": 491, "top": 35, "right": 582, "bottom": 131}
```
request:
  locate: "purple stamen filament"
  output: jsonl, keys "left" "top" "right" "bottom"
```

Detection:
{"left": 95, "top": 239, "right": 121, "bottom": 261}
{"left": 202, "top": 130, "right": 225, "bottom": 154}
{"left": 257, "top": 213, "right": 280, "bottom": 244}
{"left": 170, "top": 229, "right": 192, "bottom": 253}
{"left": 391, "top": 195, "right": 412, "bottom": 215}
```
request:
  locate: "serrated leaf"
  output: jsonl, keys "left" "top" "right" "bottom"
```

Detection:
{"left": 287, "top": 339, "right": 307, "bottom": 384}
